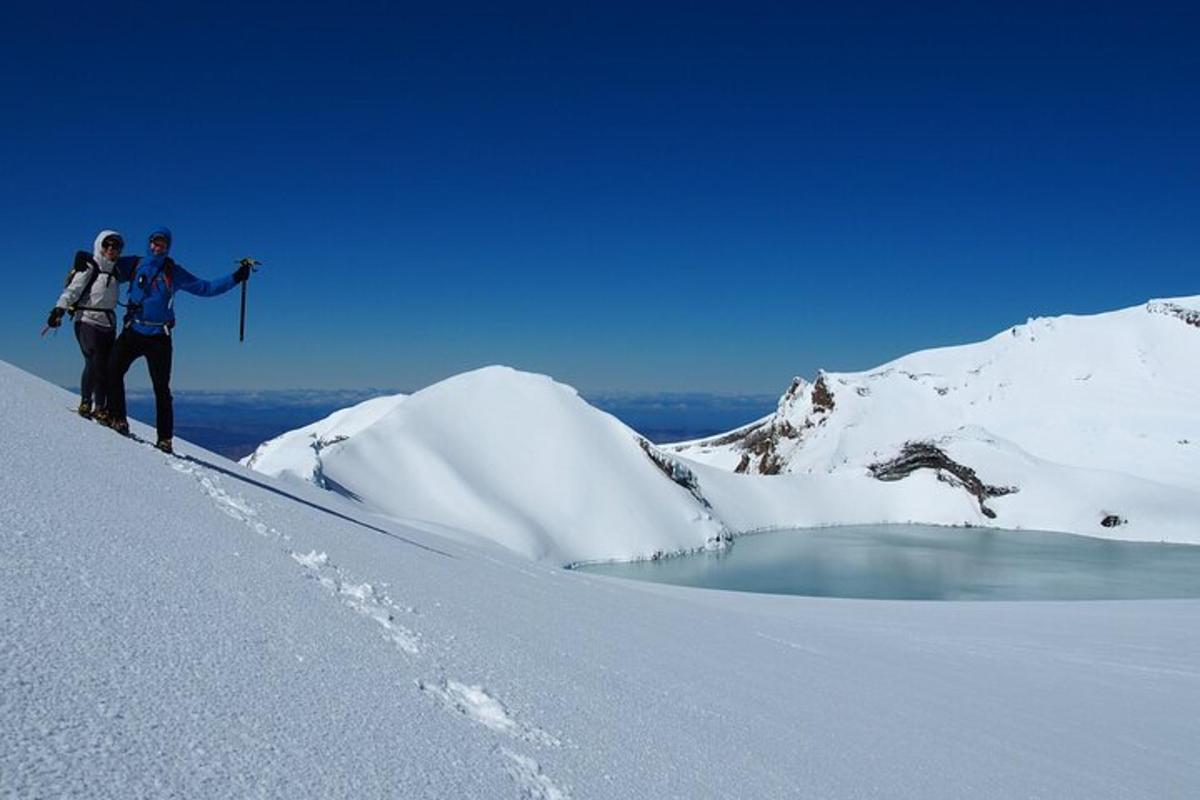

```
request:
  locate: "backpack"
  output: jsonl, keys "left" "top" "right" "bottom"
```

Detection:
{"left": 63, "top": 251, "right": 102, "bottom": 318}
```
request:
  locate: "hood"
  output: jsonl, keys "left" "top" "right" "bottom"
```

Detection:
{"left": 146, "top": 226, "right": 172, "bottom": 256}
{"left": 92, "top": 229, "right": 123, "bottom": 269}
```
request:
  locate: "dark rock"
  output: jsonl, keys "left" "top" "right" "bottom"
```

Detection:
{"left": 811, "top": 375, "right": 836, "bottom": 413}
{"left": 638, "top": 438, "right": 712, "bottom": 508}
{"left": 1147, "top": 301, "right": 1200, "bottom": 328}
{"left": 729, "top": 375, "right": 837, "bottom": 475}
{"left": 868, "top": 441, "right": 1018, "bottom": 518}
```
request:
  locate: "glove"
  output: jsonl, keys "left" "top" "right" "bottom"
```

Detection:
{"left": 47, "top": 307, "right": 66, "bottom": 328}
{"left": 233, "top": 263, "right": 251, "bottom": 283}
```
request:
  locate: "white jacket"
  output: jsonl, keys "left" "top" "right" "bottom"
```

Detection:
{"left": 56, "top": 230, "right": 123, "bottom": 329}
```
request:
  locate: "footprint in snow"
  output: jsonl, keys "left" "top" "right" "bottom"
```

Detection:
{"left": 501, "top": 748, "right": 572, "bottom": 800}
{"left": 172, "top": 461, "right": 271, "bottom": 535}
{"left": 291, "top": 550, "right": 421, "bottom": 655}
{"left": 417, "top": 679, "right": 562, "bottom": 748}
{"left": 174, "top": 457, "right": 571, "bottom": 795}
{"left": 174, "top": 460, "right": 419, "bottom": 655}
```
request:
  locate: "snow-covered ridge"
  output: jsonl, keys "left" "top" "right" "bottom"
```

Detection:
{"left": 244, "top": 297, "right": 1200, "bottom": 562}
{"left": 674, "top": 295, "right": 1200, "bottom": 491}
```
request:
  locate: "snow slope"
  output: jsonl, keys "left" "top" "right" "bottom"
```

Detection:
{"left": 4, "top": 359, "right": 1199, "bottom": 799}
{"left": 242, "top": 392, "right": 408, "bottom": 487}
{"left": 675, "top": 297, "right": 1200, "bottom": 488}
{"left": 667, "top": 296, "right": 1200, "bottom": 544}
{"left": 245, "top": 298, "right": 1200, "bottom": 562}
{"left": 245, "top": 366, "right": 728, "bottom": 563}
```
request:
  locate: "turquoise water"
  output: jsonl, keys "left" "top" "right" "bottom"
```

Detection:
{"left": 576, "top": 525, "right": 1200, "bottom": 600}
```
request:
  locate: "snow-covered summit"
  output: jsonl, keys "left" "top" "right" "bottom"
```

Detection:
{"left": 247, "top": 366, "right": 727, "bottom": 563}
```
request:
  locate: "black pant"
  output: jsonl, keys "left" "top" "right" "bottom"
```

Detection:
{"left": 108, "top": 329, "right": 174, "bottom": 442}
{"left": 75, "top": 320, "right": 115, "bottom": 408}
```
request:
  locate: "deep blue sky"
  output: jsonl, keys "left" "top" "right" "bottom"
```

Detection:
{"left": 4, "top": 1, "right": 1197, "bottom": 394}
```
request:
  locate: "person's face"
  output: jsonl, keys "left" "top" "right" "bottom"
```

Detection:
{"left": 101, "top": 237, "right": 123, "bottom": 257}
{"left": 149, "top": 236, "right": 168, "bottom": 255}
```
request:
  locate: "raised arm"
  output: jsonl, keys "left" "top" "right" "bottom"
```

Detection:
{"left": 171, "top": 262, "right": 241, "bottom": 298}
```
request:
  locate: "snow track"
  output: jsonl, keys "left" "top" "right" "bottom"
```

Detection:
{"left": 168, "top": 449, "right": 570, "bottom": 798}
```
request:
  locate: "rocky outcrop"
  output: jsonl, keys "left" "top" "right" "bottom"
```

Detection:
{"left": 726, "top": 374, "right": 837, "bottom": 475}
{"left": 810, "top": 375, "right": 835, "bottom": 412}
{"left": 638, "top": 438, "right": 712, "bottom": 509}
{"left": 1148, "top": 301, "right": 1200, "bottom": 328}
{"left": 667, "top": 373, "right": 837, "bottom": 476}
{"left": 868, "top": 442, "right": 1018, "bottom": 519}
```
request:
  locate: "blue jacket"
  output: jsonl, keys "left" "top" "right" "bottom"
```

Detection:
{"left": 123, "top": 227, "right": 239, "bottom": 335}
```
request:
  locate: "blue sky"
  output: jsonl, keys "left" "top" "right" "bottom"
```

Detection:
{"left": 4, "top": 1, "right": 1197, "bottom": 393}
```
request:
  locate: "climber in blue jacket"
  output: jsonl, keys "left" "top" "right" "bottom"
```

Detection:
{"left": 105, "top": 227, "right": 251, "bottom": 454}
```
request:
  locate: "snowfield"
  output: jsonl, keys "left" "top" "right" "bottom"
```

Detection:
{"left": 244, "top": 297, "right": 1200, "bottom": 564}
{"left": 4, "top": 349, "right": 1200, "bottom": 797}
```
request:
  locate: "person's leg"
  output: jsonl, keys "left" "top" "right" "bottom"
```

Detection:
{"left": 92, "top": 326, "right": 116, "bottom": 412}
{"left": 74, "top": 321, "right": 94, "bottom": 414}
{"left": 145, "top": 335, "right": 174, "bottom": 444}
{"left": 106, "top": 330, "right": 142, "bottom": 427}
{"left": 76, "top": 322, "right": 114, "bottom": 409}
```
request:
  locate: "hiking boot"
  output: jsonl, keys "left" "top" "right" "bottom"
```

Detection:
{"left": 155, "top": 438, "right": 174, "bottom": 455}
{"left": 76, "top": 399, "right": 93, "bottom": 419}
{"left": 109, "top": 417, "right": 130, "bottom": 436}
{"left": 92, "top": 407, "right": 111, "bottom": 426}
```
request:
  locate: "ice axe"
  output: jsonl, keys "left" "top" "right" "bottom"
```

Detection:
{"left": 236, "top": 257, "right": 261, "bottom": 342}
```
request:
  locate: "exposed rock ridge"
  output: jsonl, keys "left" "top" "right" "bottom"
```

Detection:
{"left": 638, "top": 438, "right": 711, "bottom": 509}
{"left": 1148, "top": 301, "right": 1200, "bottom": 329}
{"left": 867, "top": 441, "right": 1018, "bottom": 519}
{"left": 733, "top": 373, "right": 837, "bottom": 475}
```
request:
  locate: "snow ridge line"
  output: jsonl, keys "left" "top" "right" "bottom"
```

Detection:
{"left": 166, "top": 450, "right": 571, "bottom": 798}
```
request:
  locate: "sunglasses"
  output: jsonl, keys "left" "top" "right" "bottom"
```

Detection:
{"left": 149, "top": 237, "right": 169, "bottom": 246}
{"left": 101, "top": 238, "right": 124, "bottom": 250}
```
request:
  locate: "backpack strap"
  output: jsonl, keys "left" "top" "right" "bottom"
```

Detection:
{"left": 123, "top": 256, "right": 177, "bottom": 333}
{"left": 144, "top": 256, "right": 174, "bottom": 290}
{"left": 66, "top": 255, "right": 103, "bottom": 319}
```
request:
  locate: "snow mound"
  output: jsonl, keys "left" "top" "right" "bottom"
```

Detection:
{"left": 250, "top": 366, "right": 726, "bottom": 563}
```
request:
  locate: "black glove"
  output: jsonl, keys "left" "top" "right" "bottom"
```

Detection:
{"left": 47, "top": 307, "right": 66, "bottom": 328}
{"left": 233, "top": 263, "right": 251, "bottom": 283}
